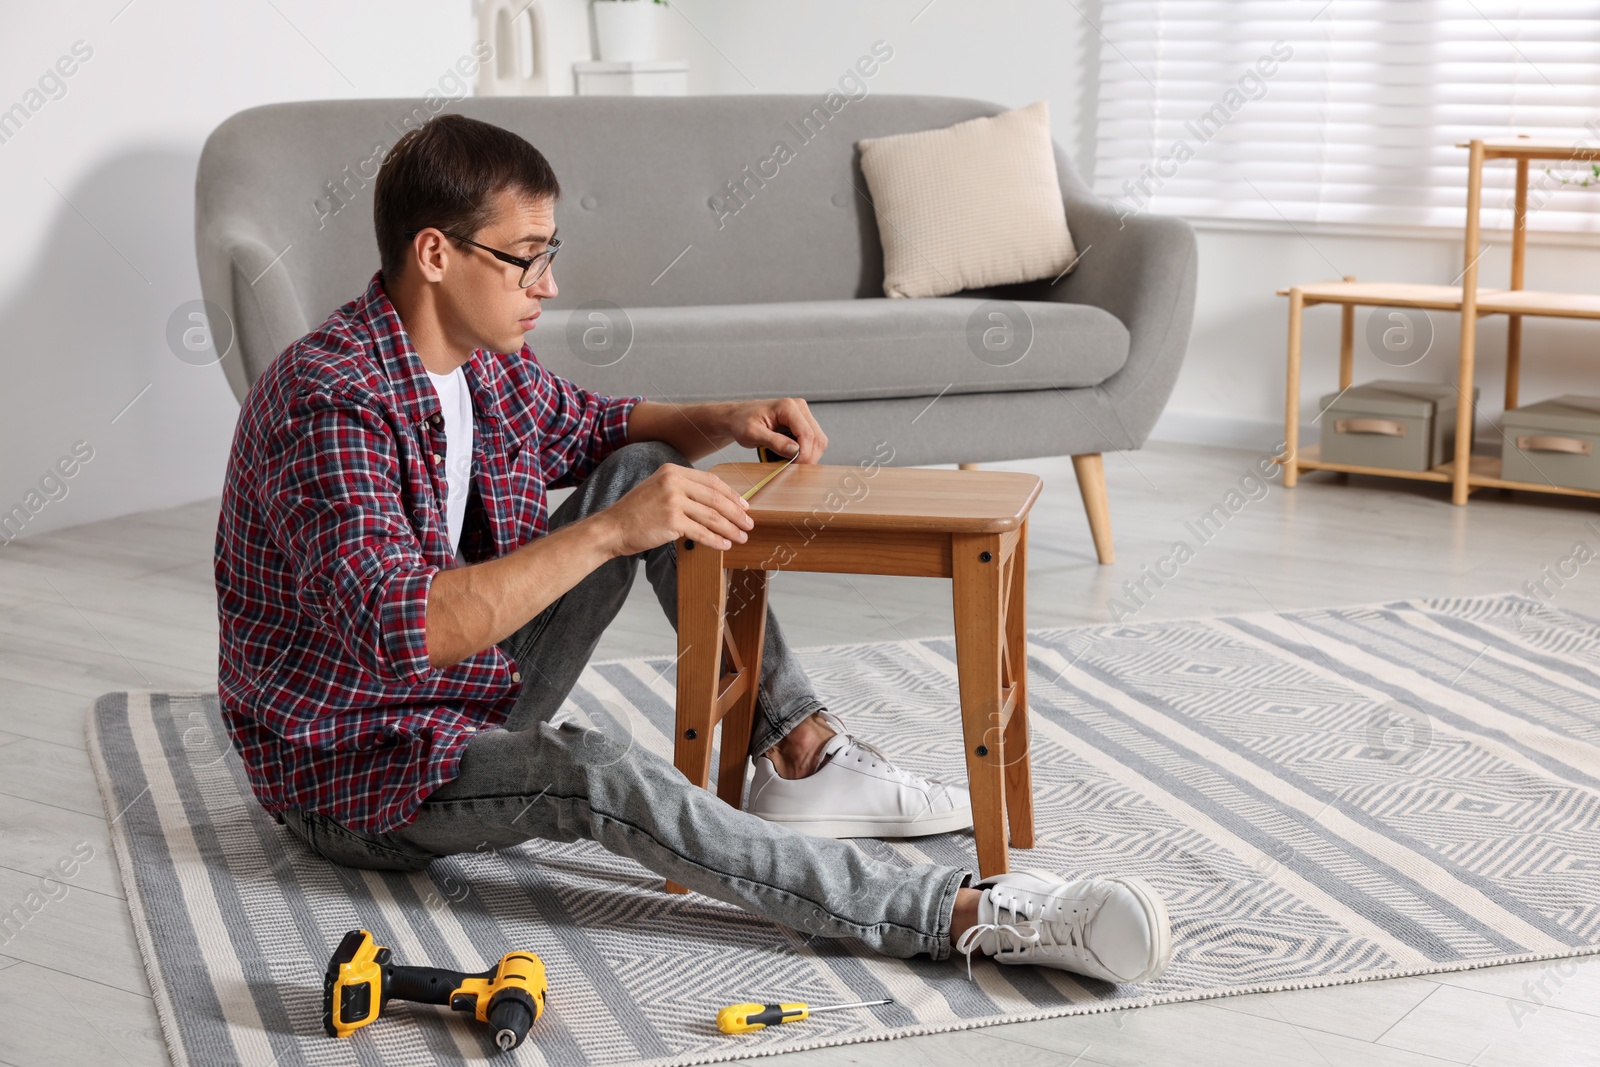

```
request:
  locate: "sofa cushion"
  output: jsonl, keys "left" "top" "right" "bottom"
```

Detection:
{"left": 530, "top": 297, "right": 1129, "bottom": 403}
{"left": 857, "top": 100, "right": 1079, "bottom": 299}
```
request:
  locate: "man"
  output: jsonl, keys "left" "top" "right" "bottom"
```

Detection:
{"left": 215, "top": 113, "right": 1172, "bottom": 982}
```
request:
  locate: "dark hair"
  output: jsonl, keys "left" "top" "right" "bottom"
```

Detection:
{"left": 373, "top": 113, "right": 561, "bottom": 282}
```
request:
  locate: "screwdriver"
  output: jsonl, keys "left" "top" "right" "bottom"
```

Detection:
{"left": 716, "top": 998, "right": 892, "bottom": 1034}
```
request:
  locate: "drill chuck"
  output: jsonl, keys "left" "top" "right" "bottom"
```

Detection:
{"left": 489, "top": 988, "right": 539, "bottom": 1050}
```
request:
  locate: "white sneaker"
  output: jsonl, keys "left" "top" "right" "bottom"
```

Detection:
{"left": 955, "top": 870, "right": 1172, "bottom": 984}
{"left": 745, "top": 716, "right": 973, "bottom": 838}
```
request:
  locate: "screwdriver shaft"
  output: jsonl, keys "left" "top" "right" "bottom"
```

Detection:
{"left": 804, "top": 999, "right": 892, "bottom": 1016}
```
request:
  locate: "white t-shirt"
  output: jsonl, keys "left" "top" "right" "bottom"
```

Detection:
{"left": 425, "top": 365, "right": 475, "bottom": 555}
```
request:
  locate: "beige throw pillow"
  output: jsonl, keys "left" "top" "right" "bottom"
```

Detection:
{"left": 857, "top": 100, "right": 1077, "bottom": 299}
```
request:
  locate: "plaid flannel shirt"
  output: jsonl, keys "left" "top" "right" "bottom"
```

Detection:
{"left": 215, "top": 271, "right": 644, "bottom": 833}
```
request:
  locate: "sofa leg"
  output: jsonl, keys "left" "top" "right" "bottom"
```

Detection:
{"left": 958, "top": 462, "right": 980, "bottom": 471}
{"left": 1071, "top": 453, "right": 1115, "bottom": 565}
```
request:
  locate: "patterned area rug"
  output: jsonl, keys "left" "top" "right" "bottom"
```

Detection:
{"left": 88, "top": 594, "right": 1600, "bottom": 1066}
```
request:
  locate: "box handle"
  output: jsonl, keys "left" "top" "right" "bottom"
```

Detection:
{"left": 1334, "top": 418, "right": 1405, "bottom": 437}
{"left": 1516, "top": 434, "right": 1592, "bottom": 456}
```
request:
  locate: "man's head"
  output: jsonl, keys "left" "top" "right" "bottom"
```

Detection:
{"left": 375, "top": 113, "right": 561, "bottom": 360}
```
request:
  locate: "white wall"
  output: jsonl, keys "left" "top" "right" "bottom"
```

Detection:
{"left": 658, "top": 0, "right": 1098, "bottom": 170}
{"left": 0, "top": 2, "right": 475, "bottom": 543}
{"left": 6, "top": 0, "right": 1595, "bottom": 541}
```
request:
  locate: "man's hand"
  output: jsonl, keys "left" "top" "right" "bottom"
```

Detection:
{"left": 596, "top": 462, "right": 755, "bottom": 556}
{"left": 625, "top": 397, "right": 828, "bottom": 464}
{"left": 724, "top": 397, "right": 828, "bottom": 464}
{"left": 425, "top": 464, "right": 755, "bottom": 667}
{"left": 429, "top": 397, "right": 820, "bottom": 668}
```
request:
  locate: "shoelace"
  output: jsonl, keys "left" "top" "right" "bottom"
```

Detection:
{"left": 817, "top": 714, "right": 926, "bottom": 786}
{"left": 954, "top": 888, "right": 1092, "bottom": 979}
{"left": 745, "top": 729, "right": 929, "bottom": 810}
{"left": 835, "top": 734, "right": 925, "bottom": 787}
{"left": 953, "top": 921, "right": 1040, "bottom": 980}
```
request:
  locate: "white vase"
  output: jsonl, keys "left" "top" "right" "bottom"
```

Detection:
{"left": 593, "top": 0, "right": 659, "bottom": 62}
{"left": 475, "top": 0, "right": 593, "bottom": 96}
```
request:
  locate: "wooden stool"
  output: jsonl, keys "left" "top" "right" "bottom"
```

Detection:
{"left": 667, "top": 462, "right": 1042, "bottom": 894}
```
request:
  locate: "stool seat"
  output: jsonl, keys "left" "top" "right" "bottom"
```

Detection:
{"left": 711, "top": 462, "right": 1041, "bottom": 532}
{"left": 667, "top": 461, "right": 1042, "bottom": 894}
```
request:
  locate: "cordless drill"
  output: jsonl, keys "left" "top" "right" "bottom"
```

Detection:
{"left": 322, "top": 929, "right": 548, "bottom": 1052}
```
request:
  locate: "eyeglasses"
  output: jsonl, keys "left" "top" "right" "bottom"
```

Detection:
{"left": 404, "top": 227, "right": 561, "bottom": 288}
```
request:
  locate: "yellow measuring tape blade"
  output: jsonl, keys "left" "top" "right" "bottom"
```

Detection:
{"left": 741, "top": 454, "right": 797, "bottom": 501}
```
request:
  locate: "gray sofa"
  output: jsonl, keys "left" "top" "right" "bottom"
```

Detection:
{"left": 195, "top": 95, "right": 1197, "bottom": 563}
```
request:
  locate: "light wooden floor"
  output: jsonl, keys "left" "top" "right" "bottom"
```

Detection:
{"left": 2, "top": 441, "right": 1598, "bottom": 1066}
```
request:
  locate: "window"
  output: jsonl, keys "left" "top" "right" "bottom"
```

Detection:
{"left": 1092, "top": 1, "right": 1600, "bottom": 233}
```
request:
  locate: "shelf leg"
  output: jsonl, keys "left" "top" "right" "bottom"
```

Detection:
{"left": 1506, "top": 158, "right": 1528, "bottom": 413}
{"left": 1505, "top": 316, "right": 1522, "bottom": 412}
{"left": 1453, "top": 139, "right": 1485, "bottom": 507}
{"left": 1512, "top": 159, "right": 1529, "bottom": 294}
{"left": 1283, "top": 287, "right": 1304, "bottom": 488}
{"left": 1339, "top": 275, "right": 1355, "bottom": 390}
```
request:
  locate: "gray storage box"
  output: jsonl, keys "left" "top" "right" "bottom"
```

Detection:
{"left": 1318, "top": 380, "right": 1477, "bottom": 472}
{"left": 1501, "top": 396, "right": 1600, "bottom": 491}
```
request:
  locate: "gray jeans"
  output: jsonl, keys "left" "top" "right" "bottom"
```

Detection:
{"left": 282, "top": 441, "right": 969, "bottom": 959}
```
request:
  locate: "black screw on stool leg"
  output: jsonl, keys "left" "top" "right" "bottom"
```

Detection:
{"left": 685, "top": 728, "right": 698, "bottom": 740}
{"left": 979, "top": 551, "right": 992, "bottom": 562}
{"left": 976, "top": 744, "right": 989, "bottom": 756}
{"left": 685, "top": 539, "right": 695, "bottom": 550}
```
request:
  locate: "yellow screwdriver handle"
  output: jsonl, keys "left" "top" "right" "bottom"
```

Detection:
{"left": 716, "top": 1002, "right": 809, "bottom": 1034}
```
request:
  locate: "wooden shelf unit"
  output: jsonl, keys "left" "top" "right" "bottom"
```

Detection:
{"left": 1290, "top": 444, "right": 1600, "bottom": 501}
{"left": 1277, "top": 136, "right": 1600, "bottom": 506}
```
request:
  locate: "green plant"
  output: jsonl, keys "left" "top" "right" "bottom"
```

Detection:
{"left": 1544, "top": 163, "right": 1600, "bottom": 188}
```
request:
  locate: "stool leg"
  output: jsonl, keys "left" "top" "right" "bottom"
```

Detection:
{"left": 952, "top": 531, "right": 1009, "bottom": 879}
{"left": 717, "top": 568, "right": 769, "bottom": 808}
{"left": 669, "top": 535, "right": 726, "bottom": 894}
{"left": 1003, "top": 520, "right": 1034, "bottom": 849}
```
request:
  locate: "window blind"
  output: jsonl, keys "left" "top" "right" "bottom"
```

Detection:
{"left": 1092, "top": 1, "right": 1600, "bottom": 234}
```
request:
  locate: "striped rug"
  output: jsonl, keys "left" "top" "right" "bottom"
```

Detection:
{"left": 88, "top": 593, "right": 1600, "bottom": 1066}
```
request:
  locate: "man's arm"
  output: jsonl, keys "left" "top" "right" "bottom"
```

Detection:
{"left": 259, "top": 387, "right": 440, "bottom": 687}
{"left": 425, "top": 393, "right": 826, "bottom": 669}
{"left": 627, "top": 398, "right": 828, "bottom": 464}
{"left": 424, "top": 459, "right": 756, "bottom": 668}
{"left": 423, "top": 511, "right": 617, "bottom": 667}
